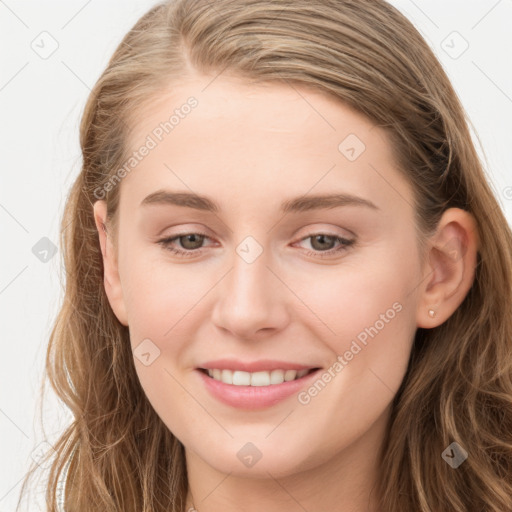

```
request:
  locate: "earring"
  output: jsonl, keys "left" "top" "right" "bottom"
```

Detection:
{"left": 428, "top": 309, "right": 436, "bottom": 318}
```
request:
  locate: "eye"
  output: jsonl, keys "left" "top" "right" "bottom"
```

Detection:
{"left": 295, "top": 233, "right": 355, "bottom": 258}
{"left": 157, "top": 231, "right": 356, "bottom": 259}
{"left": 157, "top": 232, "right": 213, "bottom": 257}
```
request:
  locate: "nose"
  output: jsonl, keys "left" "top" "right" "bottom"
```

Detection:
{"left": 210, "top": 247, "right": 290, "bottom": 340}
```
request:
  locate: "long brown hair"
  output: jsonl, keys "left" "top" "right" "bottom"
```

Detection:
{"left": 16, "top": 0, "right": 512, "bottom": 510}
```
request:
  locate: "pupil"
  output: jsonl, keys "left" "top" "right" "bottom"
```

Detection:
{"left": 181, "top": 234, "right": 203, "bottom": 249}
{"left": 312, "top": 234, "right": 334, "bottom": 251}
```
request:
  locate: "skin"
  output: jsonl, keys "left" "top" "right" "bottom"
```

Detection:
{"left": 93, "top": 73, "right": 479, "bottom": 512}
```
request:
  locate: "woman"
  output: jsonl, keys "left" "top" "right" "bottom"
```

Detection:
{"left": 17, "top": 0, "right": 512, "bottom": 510}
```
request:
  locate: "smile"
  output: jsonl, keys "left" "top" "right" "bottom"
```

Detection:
{"left": 199, "top": 368, "right": 317, "bottom": 386}
{"left": 195, "top": 365, "right": 322, "bottom": 410}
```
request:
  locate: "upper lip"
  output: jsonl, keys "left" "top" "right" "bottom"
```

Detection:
{"left": 198, "top": 359, "right": 321, "bottom": 373}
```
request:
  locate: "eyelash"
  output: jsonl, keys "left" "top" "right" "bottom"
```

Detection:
{"left": 157, "top": 231, "right": 355, "bottom": 259}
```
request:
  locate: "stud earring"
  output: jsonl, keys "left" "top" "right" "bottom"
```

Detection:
{"left": 428, "top": 309, "right": 436, "bottom": 318}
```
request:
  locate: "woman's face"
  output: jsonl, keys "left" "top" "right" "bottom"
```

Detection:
{"left": 95, "top": 74, "right": 426, "bottom": 479}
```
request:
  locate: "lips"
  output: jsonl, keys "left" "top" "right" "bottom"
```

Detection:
{"left": 197, "top": 358, "right": 319, "bottom": 373}
{"left": 195, "top": 359, "right": 322, "bottom": 409}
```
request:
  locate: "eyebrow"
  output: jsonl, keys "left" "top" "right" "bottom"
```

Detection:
{"left": 140, "top": 189, "right": 380, "bottom": 213}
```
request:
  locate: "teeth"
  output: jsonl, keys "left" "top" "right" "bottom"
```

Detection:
{"left": 205, "top": 368, "right": 311, "bottom": 386}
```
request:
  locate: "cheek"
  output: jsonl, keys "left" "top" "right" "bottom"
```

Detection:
{"left": 289, "top": 247, "right": 417, "bottom": 377}
{"left": 290, "top": 259, "right": 417, "bottom": 444}
{"left": 294, "top": 250, "right": 412, "bottom": 327}
{"left": 120, "top": 248, "right": 213, "bottom": 338}
{"left": 121, "top": 256, "right": 203, "bottom": 426}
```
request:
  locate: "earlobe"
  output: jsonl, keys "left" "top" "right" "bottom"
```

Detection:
{"left": 92, "top": 200, "right": 129, "bottom": 327}
{"left": 416, "top": 208, "right": 479, "bottom": 329}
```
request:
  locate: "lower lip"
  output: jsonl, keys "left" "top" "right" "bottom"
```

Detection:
{"left": 196, "top": 369, "right": 320, "bottom": 410}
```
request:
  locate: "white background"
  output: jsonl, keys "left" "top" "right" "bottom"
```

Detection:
{"left": 1, "top": 0, "right": 511, "bottom": 509}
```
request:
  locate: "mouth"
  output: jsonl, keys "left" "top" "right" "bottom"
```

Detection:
{"left": 195, "top": 365, "right": 322, "bottom": 410}
{"left": 197, "top": 367, "right": 321, "bottom": 387}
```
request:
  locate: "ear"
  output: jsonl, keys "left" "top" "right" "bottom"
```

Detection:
{"left": 416, "top": 208, "right": 480, "bottom": 328}
{"left": 93, "top": 200, "right": 129, "bottom": 326}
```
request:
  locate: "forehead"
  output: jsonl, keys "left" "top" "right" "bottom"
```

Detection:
{"left": 119, "top": 74, "right": 413, "bottom": 218}
{"left": 126, "top": 74, "right": 379, "bottom": 158}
